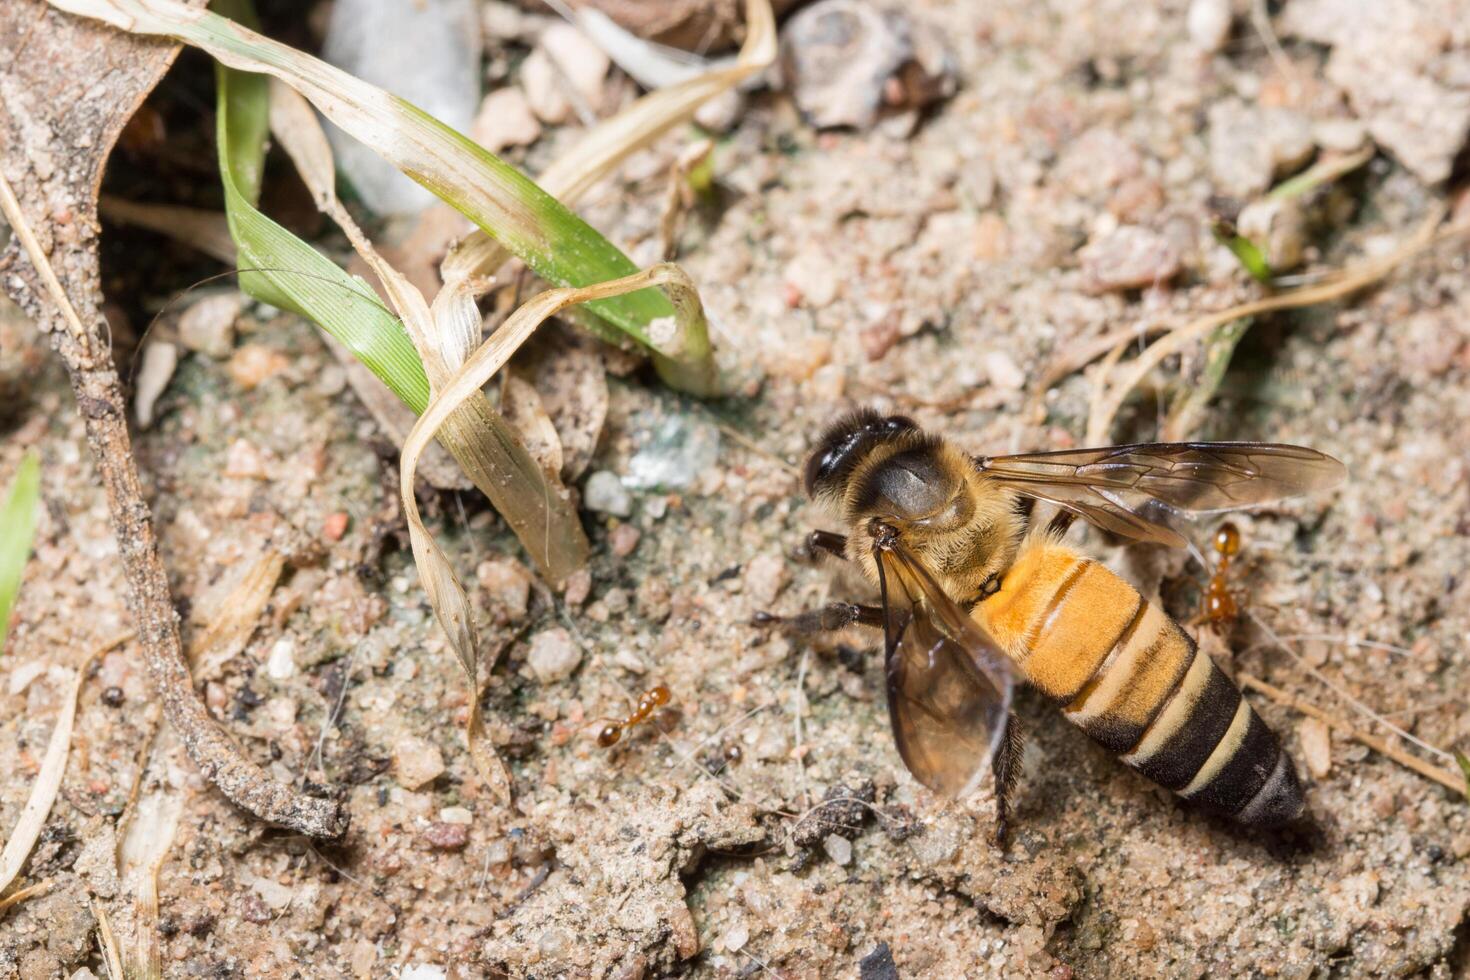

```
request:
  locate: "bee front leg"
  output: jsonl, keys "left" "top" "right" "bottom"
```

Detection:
{"left": 752, "top": 602, "right": 883, "bottom": 633}
{"left": 992, "top": 713, "right": 1025, "bottom": 849}
{"left": 802, "top": 530, "right": 850, "bottom": 562}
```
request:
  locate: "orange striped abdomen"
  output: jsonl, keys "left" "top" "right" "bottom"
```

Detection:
{"left": 974, "top": 541, "right": 1303, "bottom": 826}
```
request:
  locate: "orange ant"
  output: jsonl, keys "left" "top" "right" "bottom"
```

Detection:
{"left": 1198, "top": 521, "right": 1242, "bottom": 627}
{"left": 595, "top": 684, "right": 672, "bottom": 747}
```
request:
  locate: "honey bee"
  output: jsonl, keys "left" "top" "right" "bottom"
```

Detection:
{"left": 764, "top": 409, "right": 1344, "bottom": 842}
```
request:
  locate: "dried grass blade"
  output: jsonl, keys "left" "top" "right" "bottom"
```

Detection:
{"left": 0, "top": 452, "right": 40, "bottom": 654}
{"left": 0, "top": 643, "right": 103, "bottom": 894}
{"left": 1085, "top": 208, "right": 1449, "bottom": 443}
{"left": 401, "top": 264, "right": 706, "bottom": 803}
{"left": 188, "top": 548, "right": 284, "bottom": 679}
{"left": 46, "top": 0, "right": 702, "bottom": 383}
{"left": 265, "top": 73, "right": 589, "bottom": 580}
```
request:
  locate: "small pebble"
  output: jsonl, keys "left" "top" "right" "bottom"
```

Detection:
{"left": 743, "top": 553, "right": 790, "bottom": 606}
{"left": 439, "top": 805, "right": 473, "bottom": 825}
{"left": 527, "top": 627, "right": 581, "bottom": 683}
{"left": 981, "top": 350, "right": 1026, "bottom": 392}
{"left": 227, "top": 344, "right": 289, "bottom": 390}
{"left": 583, "top": 471, "right": 633, "bottom": 517}
{"left": 422, "top": 821, "right": 470, "bottom": 851}
{"left": 266, "top": 638, "right": 296, "bottom": 680}
{"left": 1186, "top": 0, "right": 1232, "bottom": 52}
{"left": 471, "top": 86, "right": 541, "bottom": 153}
{"left": 322, "top": 512, "right": 350, "bottom": 542}
{"left": 823, "top": 833, "right": 853, "bottom": 865}
{"left": 563, "top": 569, "right": 592, "bottom": 606}
{"left": 720, "top": 920, "right": 750, "bottom": 953}
{"left": 1080, "top": 225, "right": 1183, "bottom": 292}
{"left": 224, "top": 439, "right": 270, "bottom": 480}
{"left": 393, "top": 735, "right": 446, "bottom": 790}
{"left": 177, "top": 293, "right": 241, "bottom": 358}
{"left": 609, "top": 523, "right": 641, "bottom": 558}
{"left": 477, "top": 558, "right": 532, "bottom": 620}
{"left": 1298, "top": 717, "right": 1332, "bottom": 779}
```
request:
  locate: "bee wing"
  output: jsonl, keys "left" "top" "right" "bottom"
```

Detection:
{"left": 875, "top": 538, "right": 1015, "bottom": 799}
{"left": 976, "top": 442, "right": 1346, "bottom": 547}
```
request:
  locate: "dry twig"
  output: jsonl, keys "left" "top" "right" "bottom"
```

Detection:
{"left": 0, "top": 165, "right": 347, "bottom": 838}
{"left": 1240, "top": 674, "right": 1465, "bottom": 796}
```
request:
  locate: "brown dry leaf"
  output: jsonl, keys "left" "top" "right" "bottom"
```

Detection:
{"left": 507, "top": 322, "right": 609, "bottom": 481}
{"left": 501, "top": 373, "right": 565, "bottom": 478}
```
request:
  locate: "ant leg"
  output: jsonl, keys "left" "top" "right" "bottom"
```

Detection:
{"left": 752, "top": 602, "right": 883, "bottom": 633}
{"left": 991, "top": 713, "right": 1025, "bottom": 849}
{"left": 804, "top": 530, "right": 849, "bottom": 562}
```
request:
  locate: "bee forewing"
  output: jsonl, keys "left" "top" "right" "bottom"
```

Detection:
{"left": 876, "top": 542, "right": 1014, "bottom": 799}
{"left": 977, "top": 442, "right": 1346, "bottom": 547}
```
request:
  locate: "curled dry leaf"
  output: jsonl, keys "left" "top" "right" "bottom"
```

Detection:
{"left": 506, "top": 322, "right": 609, "bottom": 481}
{"left": 267, "top": 75, "right": 589, "bottom": 581}
{"left": 501, "top": 373, "right": 565, "bottom": 478}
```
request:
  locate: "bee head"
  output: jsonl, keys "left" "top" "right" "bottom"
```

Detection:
{"left": 804, "top": 409, "right": 919, "bottom": 498}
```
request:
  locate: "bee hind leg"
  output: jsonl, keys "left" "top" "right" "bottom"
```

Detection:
{"left": 751, "top": 602, "right": 883, "bottom": 633}
{"left": 991, "top": 713, "right": 1025, "bottom": 849}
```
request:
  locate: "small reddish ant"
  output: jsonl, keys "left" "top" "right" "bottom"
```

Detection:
{"left": 596, "top": 684, "right": 672, "bottom": 747}
{"left": 1198, "top": 521, "right": 1242, "bottom": 627}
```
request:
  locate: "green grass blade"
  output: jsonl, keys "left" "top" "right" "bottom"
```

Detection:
{"left": 0, "top": 452, "right": 41, "bottom": 653}
{"left": 212, "top": 10, "right": 430, "bottom": 412}
{"left": 44, "top": 0, "right": 717, "bottom": 393}
{"left": 1456, "top": 751, "right": 1470, "bottom": 801}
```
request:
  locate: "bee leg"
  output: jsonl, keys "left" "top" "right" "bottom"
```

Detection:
{"left": 803, "top": 530, "right": 850, "bottom": 562}
{"left": 751, "top": 602, "right": 883, "bottom": 633}
{"left": 1045, "top": 511, "right": 1076, "bottom": 537}
{"left": 991, "top": 713, "right": 1025, "bottom": 849}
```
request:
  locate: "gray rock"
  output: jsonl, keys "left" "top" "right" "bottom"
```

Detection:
{"left": 625, "top": 416, "right": 720, "bottom": 490}
{"left": 1283, "top": 0, "right": 1470, "bottom": 184}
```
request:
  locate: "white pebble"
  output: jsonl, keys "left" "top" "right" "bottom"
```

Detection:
{"left": 1298, "top": 717, "right": 1332, "bottom": 779}
{"left": 1186, "top": 0, "right": 1232, "bottom": 52}
{"left": 823, "top": 834, "right": 853, "bottom": 865}
{"left": 266, "top": 638, "right": 296, "bottom": 680}
{"left": 439, "top": 806, "right": 474, "bottom": 825}
{"left": 720, "top": 919, "right": 750, "bottom": 952}
{"left": 527, "top": 627, "right": 582, "bottom": 683}
{"left": 583, "top": 471, "right": 632, "bottom": 517}
{"left": 981, "top": 350, "right": 1026, "bottom": 392}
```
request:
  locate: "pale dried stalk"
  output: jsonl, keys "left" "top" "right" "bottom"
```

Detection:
{"left": 1240, "top": 674, "right": 1465, "bottom": 795}
{"left": 94, "top": 900, "right": 125, "bottom": 980}
{"left": 0, "top": 878, "right": 52, "bottom": 913}
{"left": 441, "top": 0, "right": 776, "bottom": 286}
{"left": 1085, "top": 209, "right": 1449, "bottom": 443}
{"left": 98, "top": 196, "right": 238, "bottom": 265}
{"left": 401, "top": 264, "right": 706, "bottom": 803}
{"left": 0, "top": 639, "right": 111, "bottom": 895}
{"left": 268, "top": 78, "right": 589, "bottom": 581}
{"left": 188, "top": 548, "right": 283, "bottom": 679}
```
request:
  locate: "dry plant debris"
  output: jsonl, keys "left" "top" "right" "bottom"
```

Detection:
{"left": 3, "top": 0, "right": 1470, "bottom": 976}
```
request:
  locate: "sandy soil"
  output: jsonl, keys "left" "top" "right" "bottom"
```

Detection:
{"left": 3, "top": 0, "right": 1470, "bottom": 977}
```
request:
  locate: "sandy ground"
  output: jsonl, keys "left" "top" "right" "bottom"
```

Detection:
{"left": 3, "top": 0, "right": 1470, "bottom": 977}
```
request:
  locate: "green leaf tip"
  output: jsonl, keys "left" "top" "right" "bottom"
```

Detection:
{"left": 0, "top": 452, "right": 41, "bottom": 654}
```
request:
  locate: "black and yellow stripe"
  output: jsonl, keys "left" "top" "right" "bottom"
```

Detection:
{"left": 977, "top": 541, "right": 1304, "bottom": 826}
